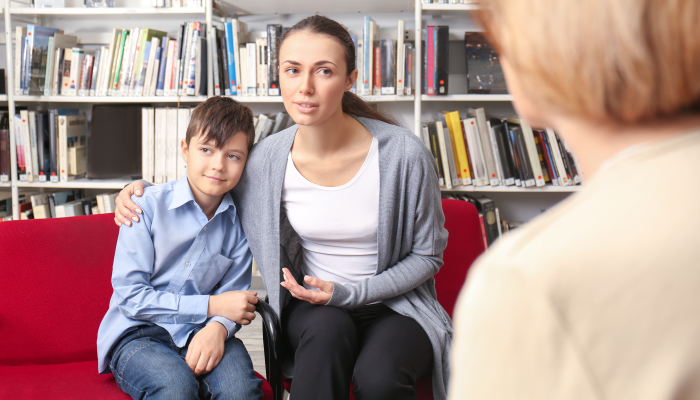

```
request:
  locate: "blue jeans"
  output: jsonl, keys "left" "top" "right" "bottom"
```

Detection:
{"left": 109, "top": 324, "right": 263, "bottom": 400}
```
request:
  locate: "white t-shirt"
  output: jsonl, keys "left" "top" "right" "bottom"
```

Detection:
{"left": 282, "top": 137, "right": 379, "bottom": 290}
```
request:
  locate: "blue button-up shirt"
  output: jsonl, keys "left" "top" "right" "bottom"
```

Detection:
{"left": 97, "top": 176, "right": 253, "bottom": 373}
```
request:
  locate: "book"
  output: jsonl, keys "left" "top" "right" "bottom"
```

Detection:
{"left": 350, "top": 34, "right": 358, "bottom": 94}
{"left": 0, "top": 116, "right": 9, "bottom": 183}
{"left": 232, "top": 19, "right": 247, "bottom": 95}
{"left": 405, "top": 42, "right": 414, "bottom": 95}
{"left": 361, "top": 16, "right": 373, "bottom": 95}
{"left": 468, "top": 108, "right": 499, "bottom": 185}
{"left": 30, "top": 194, "right": 51, "bottom": 219}
{"left": 491, "top": 120, "right": 517, "bottom": 186}
{"left": 474, "top": 197, "right": 499, "bottom": 246}
{"left": 464, "top": 32, "right": 508, "bottom": 94}
{"left": 373, "top": 45, "right": 381, "bottom": 95}
{"left": 380, "top": 39, "right": 395, "bottom": 95}
{"left": 246, "top": 42, "right": 256, "bottom": 95}
{"left": 267, "top": 24, "right": 282, "bottom": 96}
{"left": 14, "top": 114, "right": 26, "bottom": 181}
{"left": 218, "top": 28, "right": 231, "bottom": 95}
{"left": 20, "top": 110, "right": 33, "bottom": 182}
{"left": 138, "top": 38, "right": 158, "bottom": 96}
{"left": 102, "top": 29, "right": 122, "bottom": 96}
{"left": 110, "top": 30, "right": 129, "bottom": 96}
{"left": 512, "top": 126, "right": 535, "bottom": 187}
{"left": 426, "top": 26, "right": 435, "bottom": 95}
{"left": 58, "top": 113, "right": 87, "bottom": 182}
{"left": 396, "top": 20, "right": 405, "bottom": 95}
{"left": 463, "top": 118, "right": 489, "bottom": 186}
{"left": 426, "top": 121, "right": 445, "bottom": 187}
{"left": 148, "top": 45, "right": 162, "bottom": 97}
{"left": 25, "top": 25, "right": 62, "bottom": 95}
{"left": 443, "top": 111, "right": 472, "bottom": 185}
{"left": 435, "top": 25, "right": 449, "bottom": 95}
{"left": 211, "top": 28, "right": 221, "bottom": 95}
{"left": 130, "top": 29, "right": 167, "bottom": 96}
{"left": 179, "top": 22, "right": 194, "bottom": 96}
{"left": 155, "top": 36, "right": 170, "bottom": 96}
{"left": 439, "top": 119, "right": 459, "bottom": 187}
{"left": 255, "top": 37, "right": 267, "bottom": 96}
{"left": 15, "top": 27, "right": 27, "bottom": 96}
{"left": 164, "top": 39, "right": 176, "bottom": 96}
{"left": 194, "top": 37, "right": 207, "bottom": 96}
{"left": 508, "top": 117, "right": 545, "bottom": 187}
{"left": 119, "top": 27, "right": 140, "bottom": 96}
{"left": 435, "top": 120, "right": 453, "bottom": 189}
{"left": 28, "top": 111, "right": 40, "bottom": 182}
{"left": 89, "top": 49, "right": 102, "bottom": 96}
{"left": 185, "top": 23, "right": 201, "bottom": 95}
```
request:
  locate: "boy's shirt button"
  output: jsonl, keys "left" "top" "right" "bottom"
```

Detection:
{"left": 191, "top": 317, "right": 196, "bottom": 322}
{"left": 202, "top": 226, "right": 207, "bottom": 231}
{"left": 186, "top": 262, "right": 191, "bottom": 267}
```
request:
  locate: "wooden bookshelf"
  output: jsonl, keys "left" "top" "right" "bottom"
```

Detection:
{"left": 422, "top": 94, "right": 513, "bottom": 102}
{"left": 16, "top": 179, "right": 132, "bottom": 190}
{"left": 14, "top": 95, "right": 208, "bottom": 103}
{"left": 442, "top": 185, "right": 581, "bottom": 193}
{"left": 9, "top": 6, "right": 208, "bottom": 15}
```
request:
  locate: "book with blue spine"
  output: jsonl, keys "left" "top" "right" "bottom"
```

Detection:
{"left": 362, "top": 17, "right": 372, "bottom": 95}
{"left": 186, "top": 23, "right": 200, "bottom": 95}
{"left": 155, "top": 37, "right": 169, "bottom": 96}
{"left": 350, "top": 34, "right": 358, "bottom": 93}
{"left": 224, "top": 22, "right": 237, "bottom": 95}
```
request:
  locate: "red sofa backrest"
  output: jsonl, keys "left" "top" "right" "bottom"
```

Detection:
{"left": 435, "top": 199, "right": 485, "bottom": 318}
{"left": 0, "top": 214, "right": 119, "bottom": 366}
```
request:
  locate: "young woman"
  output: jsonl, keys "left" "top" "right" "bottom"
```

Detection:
{"left": 449, "top": 0, "right": 700, "bottom": 399}
{"left": 115, "top": 16, "right": 451, "bottom": 400}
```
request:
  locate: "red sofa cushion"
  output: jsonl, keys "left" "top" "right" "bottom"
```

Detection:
{"left": 0, "top": 214, "right": 119, "bottom": 366}
{"left": 435, "top": 199, "right": 484, "bottom": 318}
{"left": 0, "top": 361, "right": 273, "bottom": 399}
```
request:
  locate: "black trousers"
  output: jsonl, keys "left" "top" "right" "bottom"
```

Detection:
{"left": 282, "top": 298, "right": 433, "bottom": 400}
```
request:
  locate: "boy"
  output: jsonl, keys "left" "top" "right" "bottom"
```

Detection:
{"left": 97, "top": 97, "right": 262, "bottom": 400}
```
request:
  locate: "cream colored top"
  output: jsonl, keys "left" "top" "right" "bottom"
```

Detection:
{"left": 449, "top": 129, "right": 700, "bottom": 400}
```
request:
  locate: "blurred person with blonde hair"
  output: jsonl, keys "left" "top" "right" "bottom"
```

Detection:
{"left": 449, "top": 1, "right": 700, "bottom": 399}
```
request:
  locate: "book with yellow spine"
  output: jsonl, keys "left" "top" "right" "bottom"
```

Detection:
{"left": 443, "top": 111, "right": 472, "bottom": 185}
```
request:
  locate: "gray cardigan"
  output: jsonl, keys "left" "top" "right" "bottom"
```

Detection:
{"left": 231, "top": 116, "right": 452, "bottom": 400}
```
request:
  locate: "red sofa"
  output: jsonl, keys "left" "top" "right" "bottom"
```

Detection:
{"left": 0, "top": 213, "right": 273, "bottom": 399}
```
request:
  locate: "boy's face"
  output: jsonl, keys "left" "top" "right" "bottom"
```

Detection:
{"left": 181, "top": 131, "right": 249, "bottom": 199}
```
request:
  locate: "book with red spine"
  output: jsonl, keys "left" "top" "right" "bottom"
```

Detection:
{"left": 373, "top": 46, "right": 381, "bottom": 95}
{"left": 426, "top": 26, "right": 435, "bottom": 95}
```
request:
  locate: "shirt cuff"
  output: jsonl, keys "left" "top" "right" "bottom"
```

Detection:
{"left": 208, "top": 317, "right": 239, "bottom": 340}
{"left": 177, "top": 295, "right": 210, "bottom": 325}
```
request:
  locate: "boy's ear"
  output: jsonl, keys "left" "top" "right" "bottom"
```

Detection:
{"left": 180, "top": 139, "right": 188, "bottom": 163}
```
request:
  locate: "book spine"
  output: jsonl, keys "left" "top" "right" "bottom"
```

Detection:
{"left": 89, "top": 50, "right": 101, "bottom": 96}
{"left": 406, "top": 43, "right": 413, "bottom": 95}
{"left": 0, "top": 128, "right": 8, "bottom": 181}
{"left": 21, "top": 36, "right": 30, "bottom": 95}
{"left": 121, "top": 28, "right": 140, "bottom": 96}
{"left": 179, "top": 22, "right": 193, "bottom": 96}
{"left": 143, "top": 38, "right": 159, "bottom": 97}
{"left": 234, "top": 21, "right": 246, "bottom": 96}
{"left": 350, "top": 34, "right": 358, "bottom": 93}
{"left": 441, "top": 118, "right": 460, "bottom": 187}
{"left": 246, "top": 43, "right": 256, "bottom": 95}
{"left": 494, "top": 123, "right": 516, "bottom": 185}
{"left": 465, "top": 118, "right": 489, "bottom": 186}
{"left": 373, "top": 45, "right": 381, "bottom": 95}
{"left": 164, "top": 39, "right": 175, "bottom": 96}
{"left": 172, "top": 24, "right": 184, "bottom": 97}
{"left": 14, "top": 115, "right": 25, "bottom": 181}
{"left": 28, "top": 111, "right": 39, "bottom": 181}
{"left": 186, "top": 24, "right": 200, "bottom": 95}
{"left": 156, "top": 37, "right": 169, "bottom": 96}
{"left": 380, "top": 39, "right": 395, "bottom": 95}
{"left": 538, "top": 130, "right": 557, "bottom": 185}
{"left": 20, "top": 111, "right": 33, "bottom": 182}
{"left": 426, "top": 26, "right": 435, "bottom": 95}
{"left": 44, "top": 36, "right": 55, "bottom": 96}
{"left": 435, "top": 25, "right": 449, "bottom": 95}
{"left": 211, "top": 29, "right": 221, "bottom": 96}
{"left": 521, "top": 121, "right": 546, "bottom": 187}
{"left": 23, "top": 26, "right": 35, "bottom": 96}
{"left": 427, "top": 121, "right": 445, "bottom": 187}
{"left": 555, "top": 132, "right": 574, "bottom": 184}
{"left": 514, "top": 128, "right": 535, "bottom": 187}
{"left": 129, "top": 29, "right": 148, "bottom": 96}
{"left": 448, "top": 112, "right": 472, "bottom": 185}
{"left": 356, "top": 39, "right": 363, "bottom": 95}
{"left": 396, "top": 20, "right": 405, "bottom": 95}
{"left": 15, "top": 27, "right": 24, "bottom": 96}
{"left": 219, "top": 29, "right": 231, "bottom": 96}
{"left": 111, "top": 31, "right": 128, "bottom": 96}
{"left": 435, "top": 121, "right": 453, "bottom": 189}
{"left": 267, "top": 24, "right": 282, "bottom": 96}
{"left": 362, "top": 17, "right": 371, "bottom": 95}
{"left": 487, "top": 121, "right": 504, "bottom": 186}
{"left": 135, "top": 41, "right": 151, "bottom": 96}
{"left": 460, "top": 120, "right": 475, "bottom": 181}
{"left": 255, "top": 37, "right": 267, "bottom": 96}
{"left": 116, "top": 32, "right": 132, "bottom": 95}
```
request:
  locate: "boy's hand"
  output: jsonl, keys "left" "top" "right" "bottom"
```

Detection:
{"left": 186, "top": 322, "right": 227, "bottom": 376}
{"left": 114, "top": 181, "right": 147, "bottom": 227}
{"left": 208, "top": 291, "right": 258, "bottom": 325}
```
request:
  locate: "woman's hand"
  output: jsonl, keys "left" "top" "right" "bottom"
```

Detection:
{"left": 280, "top": 268, "right": 334, "bottom": 305}
{"left": 114, "top": 181, "right": 147, "bottom": 227}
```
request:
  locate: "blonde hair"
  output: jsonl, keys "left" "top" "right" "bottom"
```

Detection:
{"left": 476, "top": 0, "right": 700, "bottom": 123}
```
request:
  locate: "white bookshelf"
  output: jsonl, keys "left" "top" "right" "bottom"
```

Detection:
{"left": 422, "top": 94, "right": 513, "bottom": 102}
{"left": 442, "top": 185, "right": 581, "bottom": 194}
{"left": 2, "top": 0, "right": 579, "bottom": 223}
{"left": 17, "top": 178, "right": 132, "bottom": 190}
{"left": 9, "top": 6, "right": 207, "bottom": 15}
{"left": 14, "top": 95, "right": 208, "bottom": 103}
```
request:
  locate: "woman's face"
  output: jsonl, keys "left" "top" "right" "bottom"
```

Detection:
{"left": 279, "top": 31, "right": 356, "bottom": 127}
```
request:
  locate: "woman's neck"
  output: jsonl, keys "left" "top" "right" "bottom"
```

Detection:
{"left": 294, "top": 108, "right": 368, "bottom": 158}
{"left": 551, "top": 113, "right": 700, "bottom": 180}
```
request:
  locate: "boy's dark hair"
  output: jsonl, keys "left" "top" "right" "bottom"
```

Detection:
{"left": 185, "top": 96, "right": 255, "bottom": 152}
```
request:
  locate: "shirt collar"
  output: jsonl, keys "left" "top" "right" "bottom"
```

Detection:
{"left": 168, "top": 175, "right": 236, "bottom": 218}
